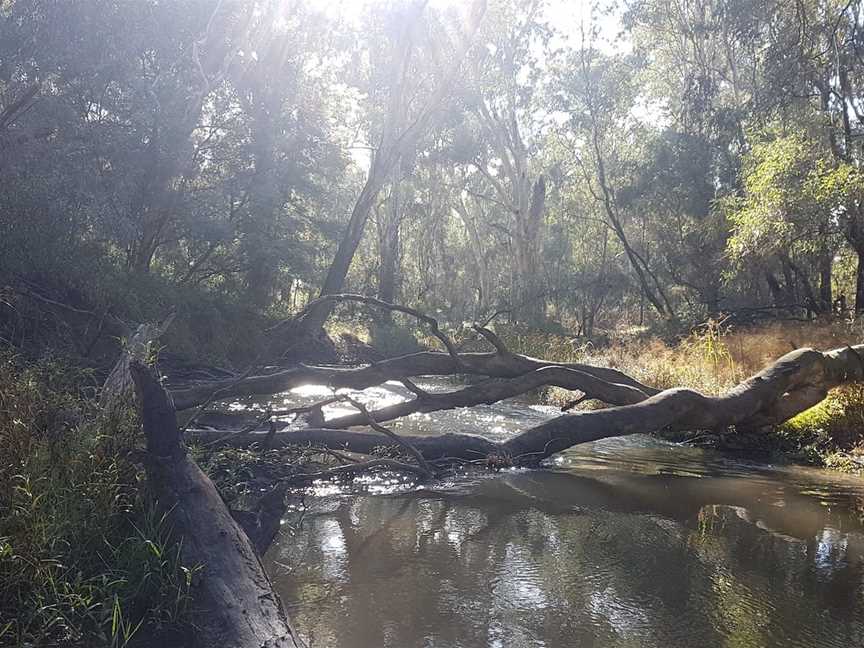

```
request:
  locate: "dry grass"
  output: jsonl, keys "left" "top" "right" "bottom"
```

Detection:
{"left": 576, "top": 318, "right": 864, "bottom": 395}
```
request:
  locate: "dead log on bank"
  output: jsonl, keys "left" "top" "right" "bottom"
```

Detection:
{"left": 130, "top": 362, "right": 300, "bottom": 648}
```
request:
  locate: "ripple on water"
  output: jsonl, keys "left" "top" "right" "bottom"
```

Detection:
{"left": 258, "top": 380, "right": 864, "bottom": 648}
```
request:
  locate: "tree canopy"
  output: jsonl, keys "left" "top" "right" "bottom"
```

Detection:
{"left": 4, "top": 0, "right": 864, "bottom": 344}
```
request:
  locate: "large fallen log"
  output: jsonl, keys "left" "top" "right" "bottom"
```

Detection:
{"left": 166, "top": 293, "right": 658, "bottom": 411}
{"left": 169, "top": 349, "right": 657, "bottom": 411}
{"left": 320, "top": 365, "right": 649, "bottom": 429}
{"left": 130, "top": 362, "right": 300, "bottom": 648}
{"left": 189, "top": 345, "right": 864, "bottom": 465}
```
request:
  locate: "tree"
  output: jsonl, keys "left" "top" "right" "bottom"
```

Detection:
{"left": 727, "top": 127, "right": 858, "bottom": 314}
{"left": 556, "top": 41, "right": 676, "bottom": 320}
{"left": 299, "top": 0, "right": 487, "bottom": 335}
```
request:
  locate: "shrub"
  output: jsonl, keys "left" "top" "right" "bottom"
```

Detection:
{"left": 0, "top": 350, "right": 196, "bottom": 647}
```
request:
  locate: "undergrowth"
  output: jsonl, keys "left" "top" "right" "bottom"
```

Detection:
{"left": 0, "top": 350, "right": 196, "bottom": 647}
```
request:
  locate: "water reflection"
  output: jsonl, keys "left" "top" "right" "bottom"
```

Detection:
{"left": 261, "top": 383, "right": 864, "bottom": 648}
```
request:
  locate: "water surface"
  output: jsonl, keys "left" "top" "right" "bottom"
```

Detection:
{"left": 264, "top": 380, "right": 864, "bottom": 648}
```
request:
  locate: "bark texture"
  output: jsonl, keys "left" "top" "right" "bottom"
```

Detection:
{"left": 169, "top": 348, "right": 655, "bottom": 411}
{"left": 130, "top": 362, "right": 299, "bottom": 648}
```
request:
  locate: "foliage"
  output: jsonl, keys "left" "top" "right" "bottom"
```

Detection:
{"left": 726, "top": 129, "right": 858, "bottom": 269}
{"left": 0, "top": 350, "right": 196, "bottom": 646}
{"left": 6, "top": 0, "right": 864, "bottom": 342}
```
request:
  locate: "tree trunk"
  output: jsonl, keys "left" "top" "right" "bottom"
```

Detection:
{"left": 377, "top": 183, "right": 401, "bottom": 309}
{"left": 764, "top": 270, "right": 785, "bottom": 308}
{"left": 819, "top": 251, "right": 832, "bottom": 313}
{"left": 101, "top": 319, "right": 299, "bottom": 648}
{"left": 168, "top": 346, "right": 656, "bottom": 412}
{"left": 512, "top": 176, "right": 547, "bottom": 325}
{"left": 305, "top": 168, "right": 390, "bottom": 333}
{"left": 190, "top": 345, "right": 864, "bottom": 466}
{"left": 298, "top": 1, "right": 486, "bottom": 336}
{"left": 779, "top": 252, "right": 820, "bottom": 316}
{"left": 176, "top": 296, "right": 864, "bottom": 470}
{"left": 454, "top": 196, "right": 493, "bottom": 318}
{"left": 243, "top": 110, "right": 281, "bottom": 309}
{"left": 130, "top": 363, "right": 300, "bottom": 648}
{"left": 855, "top": 245, "right": 864, "bottom": 314}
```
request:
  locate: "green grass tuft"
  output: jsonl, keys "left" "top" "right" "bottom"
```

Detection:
{"left": 0, "top": 350, "right": 197, "bottom": 647}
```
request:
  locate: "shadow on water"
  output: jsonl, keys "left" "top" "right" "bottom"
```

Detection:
{"left": 262, "top": 382, "right": 864, "bottom": 648}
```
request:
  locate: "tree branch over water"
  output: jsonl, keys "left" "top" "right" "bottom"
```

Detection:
{"left": 167, "top": 296, "right": 864, "bottom": 467}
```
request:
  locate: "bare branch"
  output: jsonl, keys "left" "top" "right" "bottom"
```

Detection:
{"left": 561, "top": 394, "right": 589, "bottom": 412}
{"left": 274, "top": 293, "right": 464, "bottom": 364}
{"left": 338, "top": 395, "right": 434, "bottom": 479}
{"left": 321, "top": 365, "right": 648, "bottom": 429}
{"left": 399, "top": 378, "right": 431, "bottom": 400}
{"left": 471, "top": 324, "right": 510, "bottom": 355}
{"left": 169, "top": 347, "right": 657, "bottom": 411}
{"left": 289, "top": 458, "right": 430, "bottom": 482}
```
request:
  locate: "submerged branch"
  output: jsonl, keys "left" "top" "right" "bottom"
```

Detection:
{"left": 188, "top": 345, "right": 864, "bottom": 466}
{"left": 320, "top": 366, "right": 646, "bottom": 429}
{"left": 271, "top": 293, "right": 464, "bottom": 362}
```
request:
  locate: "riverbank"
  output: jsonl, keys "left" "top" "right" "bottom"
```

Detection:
{"left": 2, "top": 316, "right": 863, "bottom": 645}
{"left": 0, "top": 351, "right": 197, "bottom": 647}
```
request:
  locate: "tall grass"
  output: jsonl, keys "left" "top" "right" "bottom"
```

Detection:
{"left": 0, "top": 350, "right": 196, "bottom": 647}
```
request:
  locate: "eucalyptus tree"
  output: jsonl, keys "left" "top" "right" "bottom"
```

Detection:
{"left": 754, "top": 0, "right": 864, "bottom": 311}
{"left": 555, "top": 38, "right": 676, "bottom": 321}
{"left": 542, "top": 134, "right": 632, "bottom": 335}
{"left": 626, "top": 0, "right": 864, "bottom": 313}
{"left": 1, "top": 0, "right": 349, "bottom": 312}
{"left": 298, "top": 0, "right": 488, "bottom": 334}
{"left": 617, "top": 0, "right": 771, "bottom": 317}
{"left": 447, "top": 0, "right": 554, "bottom": 324}
{"left": 1, "top": 0, "right": 254, "bottom": 284}
{"left": 726, "top": 126, "right": 859, "bottom": 314}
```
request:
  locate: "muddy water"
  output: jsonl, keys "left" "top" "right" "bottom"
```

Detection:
{"left": 263, "top": 380, "right": 864, "bottom": 648}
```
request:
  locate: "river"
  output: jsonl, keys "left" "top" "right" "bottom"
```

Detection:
{"left": 260, "top": 379, "right": 864, "bottom": 648}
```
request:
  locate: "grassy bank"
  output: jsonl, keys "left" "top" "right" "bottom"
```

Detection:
{"left": 3, "top": 315, "right": 861, "bottom": 646}
{"left": 0, "top": 351, "right": 196, "bottom": 647}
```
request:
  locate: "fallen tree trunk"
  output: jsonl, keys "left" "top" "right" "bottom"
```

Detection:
{"left": 167, "top": 295, "right": 658, "bottom": 412}
{"left": 169, "top": 349, "right": 657, "bottom": 411}
{"left": 320, "top": 365, "right": 649, "bottom": 429}
{"left": 130, "top": 362, "right": 300, "bottom": 648}
{"left": 189, "top": 345, "right": 864, "bottom": 465}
